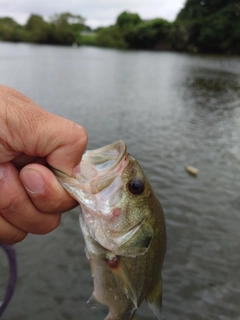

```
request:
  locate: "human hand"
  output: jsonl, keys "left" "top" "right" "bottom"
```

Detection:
{"left": 0, "top": 85, "right": 88, "bottom": 244}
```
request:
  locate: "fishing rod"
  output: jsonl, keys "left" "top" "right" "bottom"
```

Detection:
{"left": 0, "top": 244, "right": 17, "bottom": 317}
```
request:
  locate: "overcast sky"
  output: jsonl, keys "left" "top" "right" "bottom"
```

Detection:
{"left": 1, "top": 0, "right": 185, "bottom": 28}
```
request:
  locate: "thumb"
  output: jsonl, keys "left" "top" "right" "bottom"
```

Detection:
{"left": 44, "top": 117, "right": 88, "bottom": 175}
{"left": 0, "top": 85, "right": 88, "bottom": 175}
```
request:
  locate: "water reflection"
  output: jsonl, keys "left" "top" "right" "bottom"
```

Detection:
{"left": 185, "top": 67, "right": 240, "bottom": 109}
{"left": 0, "top": 43, "right": 240, "bottom": 320}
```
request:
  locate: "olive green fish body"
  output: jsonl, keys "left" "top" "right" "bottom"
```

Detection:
{"left": 51, "top": 140, "right": 166, "bottom": 320}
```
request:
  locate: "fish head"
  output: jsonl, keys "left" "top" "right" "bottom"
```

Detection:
{"left": 51, "top": 140, "right": 158, "bottom": 252}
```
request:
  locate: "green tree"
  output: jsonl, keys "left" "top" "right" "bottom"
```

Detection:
{"left": 49, "top": 12, "right": 87, "bottom": 45}
{"left": 125, "top": 19, "right": 172, "bottom": 49}
{"left": 197, "top": 4, "right": 240, "bottom": 53}
{"left": 94, "top": 12, "right": 172, "bottom": 50}
{"left": 94, "top": 11, "right": 142, "bottom": 49}
{"left": 25, "top": 14, "right": 51, "bottom": 43}
{"left": 49, "top": 13, "right": 75, "bottom": 44}
{"left": 116, "top": 11, "right": 142, "bottom": 30}
{"left": 175, "top": 0, "right": 240, "bottom": 53}
{"left": 95, "top": 26, "right": 127, "bottom": 49}
{"left": 176, "top": 0, "right": 236, "bottom": 21}
{"left": 0, "top": 17, "right": 25, "bottom": 41}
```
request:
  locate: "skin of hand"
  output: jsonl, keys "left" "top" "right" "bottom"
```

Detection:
{"left": 0, "top": 85, "right": 88, "bottom": 245}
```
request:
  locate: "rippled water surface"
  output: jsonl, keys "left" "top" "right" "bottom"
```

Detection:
{"left": 0, "top": 42, "right": 240, "bottom": 320}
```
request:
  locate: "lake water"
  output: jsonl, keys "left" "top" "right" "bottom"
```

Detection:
{"left": 0, "top": 42, "right": 240, "bottom": 320}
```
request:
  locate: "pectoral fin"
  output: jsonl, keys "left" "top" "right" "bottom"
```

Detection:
{"left": 106, "top": 256, "right": 138, "bottom": 309}
{"left": 86, "top": 292, "right": 101, "bottom": 309}
{"left": 146, "top": 278, "right": 163, "bottom": 320}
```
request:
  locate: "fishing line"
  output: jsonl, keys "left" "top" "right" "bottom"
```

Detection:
{"left": 0, "top": 244, "right": 17, "bottom": 317}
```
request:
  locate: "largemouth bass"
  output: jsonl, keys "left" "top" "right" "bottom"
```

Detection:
{"left": 51, "top": 140, "right": 166, "bottom": 320}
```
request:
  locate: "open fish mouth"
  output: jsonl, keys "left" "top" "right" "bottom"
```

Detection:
{"left": 73, "top": 140, "right": 129, "bottom": 194}
{"left": 50, "top": 140, "right": 129, "bottom": 196}
{"left": 77, "top": 140, "right": 127, "bottom": 179}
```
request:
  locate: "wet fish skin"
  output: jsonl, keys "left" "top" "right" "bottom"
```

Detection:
{"left": 51, "top": 140, "right": 166, "bottom": 320}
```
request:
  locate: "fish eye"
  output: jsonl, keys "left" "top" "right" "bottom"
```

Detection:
{"left": 128, "top": 178, "right": 145, "bottom": 195}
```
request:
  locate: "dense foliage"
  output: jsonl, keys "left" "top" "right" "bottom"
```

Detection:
{"left": 94, "top": 11, "right": 172, "bottom": 50}
{"left": 95, "top": 3, "right": 240, "bottom": 54}
{"left": 173, "top": 0, "right": 240, "bottom": 53}
{"left": 0, "top": 1, "right": 240, "bottom": 54}
{"left": 0, "top": 13, "right": 91, "bottom": 45}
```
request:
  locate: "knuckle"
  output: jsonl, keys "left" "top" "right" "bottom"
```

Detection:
{"left": 4, "top": 231, "right": 28, "bottom": 245}
{"left": 36, "top": 214, "right": 61, "bottom": 235}
{"left": 0, "top": 194, "right": 23, "bottom": 215}
{"left": 0, "top": 215, "right": 28, "bottom": 245}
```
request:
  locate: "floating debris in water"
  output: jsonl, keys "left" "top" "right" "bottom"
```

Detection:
{"left": 186, "top": 166, "right": 199, "bottom": 177}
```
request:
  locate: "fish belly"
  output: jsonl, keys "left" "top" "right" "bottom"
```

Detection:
{"left": 91, "top": 255, "right": 137, "bottom": 320}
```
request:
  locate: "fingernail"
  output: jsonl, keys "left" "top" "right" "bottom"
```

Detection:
{"left": 0, "top": 164, "right": 5, "bottom": 180}
{"left": 21, "top": 169, "right": 45, "bottom": 195}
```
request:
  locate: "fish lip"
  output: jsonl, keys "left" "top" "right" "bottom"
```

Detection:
{"left": 73, "top": 140, "right": 128, "bottom": 194}
{"left": 77, "top": 140, "right": 127, "bottom": 178}
{"left": 49, "top": 140, "right": 129, "bottom": 202}
{"left": 49, "top": 140, "right": 126, "bottom": 181}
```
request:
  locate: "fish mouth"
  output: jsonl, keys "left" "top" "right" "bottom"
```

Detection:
{"left": 51, "top": 140, "right": 129, "bottom": 196}
{"left": 75, "top": 140, "right": 128, "bottom": 194}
